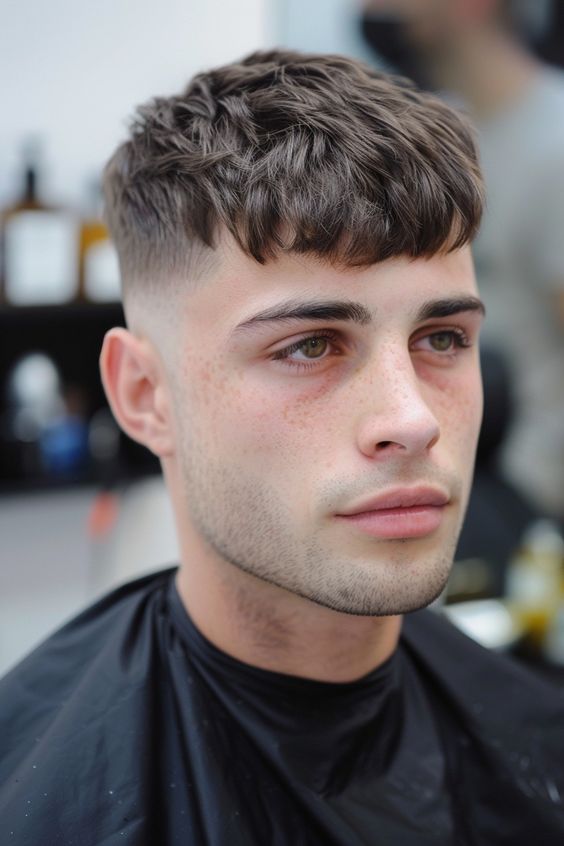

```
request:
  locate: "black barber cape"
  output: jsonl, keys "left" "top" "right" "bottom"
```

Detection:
{"left": 1, "top": 568, "right": 564, "bottom": 845}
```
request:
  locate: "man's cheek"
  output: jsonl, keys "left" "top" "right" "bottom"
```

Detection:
{"left": 432, "top": 372, "right": 483, "bottom": 440}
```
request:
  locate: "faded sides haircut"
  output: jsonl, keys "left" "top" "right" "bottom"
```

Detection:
{"left": 103, "top": 49, "right": 484, "bottom": 302}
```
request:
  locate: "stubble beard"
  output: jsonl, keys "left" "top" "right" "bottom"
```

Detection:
{"left": 178, "top": 445, "right": 463, "bottom": 617}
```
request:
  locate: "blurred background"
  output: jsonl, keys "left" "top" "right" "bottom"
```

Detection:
{"left": 1, "top": 0, "right": 564, "bottom": 677}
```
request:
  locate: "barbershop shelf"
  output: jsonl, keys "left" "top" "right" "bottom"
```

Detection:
{"left": 0, "top": 300, "right": 160, "bottom": 491}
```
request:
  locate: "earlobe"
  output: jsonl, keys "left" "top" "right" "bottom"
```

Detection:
{"left": 99, "top": 327, "right": 175, "bottom": 457}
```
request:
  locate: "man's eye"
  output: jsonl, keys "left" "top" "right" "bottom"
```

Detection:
{"left": 429, "top": 332, "right": 457, "bottom": 352}
{"left": 294, "top": 337, "right": 329, "bottom": 359}
{"left": 271, "top": 332, "right": 339, "bottom": 365}
{"left": 416, "top": 329, "right": 470, "bottom": 354}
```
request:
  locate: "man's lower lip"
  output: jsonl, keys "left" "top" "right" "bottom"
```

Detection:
{"left": 336, "top": 505, "right": 446, "bottom": 539}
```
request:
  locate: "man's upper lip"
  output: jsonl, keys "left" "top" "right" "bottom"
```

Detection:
{"left": 338, "top": 487, "right": 450, "bottom": 516}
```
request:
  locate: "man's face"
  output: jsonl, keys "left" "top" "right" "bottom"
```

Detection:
{"left": 166, "top": 243, "right": 483, "bottom": 616}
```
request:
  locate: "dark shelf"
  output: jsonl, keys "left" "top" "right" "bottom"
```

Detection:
{"left": 0, "top": 299, "right": 159, "bottom": 490}
{"left": 0, "top": 299, "right": 123, "bottom": 316}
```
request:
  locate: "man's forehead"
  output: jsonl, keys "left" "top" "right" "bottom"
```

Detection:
{"left": 199, "top": 221, "right": 474, "bottom": 276}
{"left": 196, "top": 244, "right": 479, "bottom": 325}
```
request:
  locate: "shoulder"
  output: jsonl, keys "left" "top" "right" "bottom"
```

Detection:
{"left": 0, "top": 567, "right": 178, "bottom": 843}
{"left": 0, "top": 568, "right": 176, "bottom": 777}
{"left": 1, "top": 565, "right": 176, "bottom": 677}
{"left": 402, "top": 607, "right": 564, "bottom": 721}
{"left": 401, "top": 609, "right": 564, "bottom": 836}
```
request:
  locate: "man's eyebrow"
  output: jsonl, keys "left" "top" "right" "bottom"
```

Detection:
{"left": 233, "top": 295, "right": 485, "bottom": 333}
{"left": 234, "top": 299, "right": 373, "bottom": 332}
{"left": 416, "top": 296, "right": 486, "bottom": 321}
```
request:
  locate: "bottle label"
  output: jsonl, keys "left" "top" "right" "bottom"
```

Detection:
{"left": 4, "top": 211, "right": 78, "bottom": 304}
{"left": 507, "top": 563, "right": 552, "bottom": 607}
{"left": 84, "top": 240, "right": 121, "bottom": 302}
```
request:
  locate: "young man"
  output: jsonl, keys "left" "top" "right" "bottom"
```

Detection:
{"left": 1, "top": 50, "right": 563, "bottom": 845}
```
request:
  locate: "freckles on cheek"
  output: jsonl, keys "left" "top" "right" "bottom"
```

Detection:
{"left": 227, "top": 375, "right": 340, "bottom": 459}
{"left": 432, "top": 374, "right": 483, "bottom": 443}
{"left": 189, "top": 358, "right": 243, "bottom": 409}
{"left": 186, "top": 353, "right": 342, "bottom": 456}
{"left": 275, "top": 374, "right": 342, "bottom": 430}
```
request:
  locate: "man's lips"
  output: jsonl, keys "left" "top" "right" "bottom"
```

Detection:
{"left": 335, "top": 487, "right": 450, "bottom": 539}
{"left": 338, "top": 486, "right": 450, "bottom": 515}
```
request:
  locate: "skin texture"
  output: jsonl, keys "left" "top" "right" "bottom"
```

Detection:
{"left": 100, "top": 240, "right": 484, "bottom": 681}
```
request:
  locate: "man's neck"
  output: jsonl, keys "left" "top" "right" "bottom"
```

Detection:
{"left": 429, "top": 27, "right": 542, "bottom": 120}
{"left": 175, "top": 556, "right": 402, "bottom": 684}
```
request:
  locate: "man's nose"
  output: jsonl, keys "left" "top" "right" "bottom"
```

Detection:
{"left": 355, "top": 353, "right": 440, "bottom": 460}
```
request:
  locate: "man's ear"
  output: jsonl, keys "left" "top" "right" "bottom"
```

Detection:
{"left": 99, "top": 327, "right": 175, "bottom": 457}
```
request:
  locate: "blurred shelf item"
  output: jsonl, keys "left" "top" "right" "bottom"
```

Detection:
{"left": 444, "top": 517, "right": 564, "bottom": 679}
{"left": 1, "top": 138, "right": 78, "bottom": 305}
{"left": 443, "top": 598, "right": 564, "bottom": 684}
{"left": 78, "top": 179, "right": 121, "bottom": 303}
{"left": 505, "top": 519, "right": 564, "bottom": 654}
{"left": 0, "top": 300, "right": 159, "bottom": 491}
{"left": 544, "top": 607, "right": 564, "bottom": 665}
{"left": 446, "top": 556, "right": 495, "bottom": 603}
{"left": 442, "top": 599, "right": 524, "bottom": 651}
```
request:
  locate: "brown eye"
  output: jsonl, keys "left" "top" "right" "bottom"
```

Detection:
{"left": 271, "top": 330, "right": 341, "bottom": 367}
{"left": 299, "top": 337, "right": 329, "bottom": 358}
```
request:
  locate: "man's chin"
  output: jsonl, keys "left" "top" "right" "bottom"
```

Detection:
{"left": 296, "top": 572, "right": 451, "bottom": 618}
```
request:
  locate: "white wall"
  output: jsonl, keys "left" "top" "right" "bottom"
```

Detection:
{"left": 0, "top": 0, "right": 377, "bottom": 209}
{"left": 0, "top": 0, "right": 272, "bottom": 207}
{"left": 274, "top": 0, "right": 374, "bottom": 63}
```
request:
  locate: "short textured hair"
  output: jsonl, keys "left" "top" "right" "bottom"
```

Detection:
{"left": 103, "top": 49, "right": 484, "bottom": 297}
